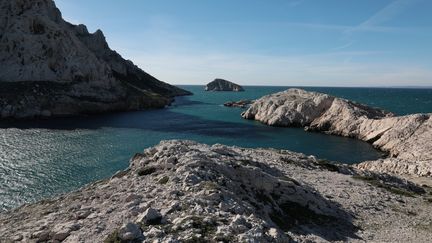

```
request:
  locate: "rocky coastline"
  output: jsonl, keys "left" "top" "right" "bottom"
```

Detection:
{"left": 0, "top": 0, "right": 191, "bottom": 120}
{"left": 242, "top": 88, "right": 432, "bottom": 178}
{"left": 1, "top": 140, "right": 431, "bottom": 242}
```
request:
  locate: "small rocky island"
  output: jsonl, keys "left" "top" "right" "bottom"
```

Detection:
{"left": 1, "top": 140, "right": 431, "bottom": 242}
{"left": 0, "top": 0, "right": 191, "bottom": 119}
{"left": 224, "top": 99, "right": 254, "bottom": 108}
{"left": 242, "top": 88, "right": 432, "bottom": 178}
{"left": 205, "top": 79, "right": 244, "bottom": 92}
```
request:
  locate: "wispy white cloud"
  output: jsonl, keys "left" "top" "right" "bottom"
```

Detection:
{"left": 129, "top": 51, "right": 432, "bottom": 87}
{"left": 359, "top": 0, "right": 420, "bottom": 28}
{"left": 334, "top": 0, "right": 423, "bottom": 51}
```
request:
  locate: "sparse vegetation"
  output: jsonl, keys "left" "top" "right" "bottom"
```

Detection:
{"left": 317, "top": 159, "right": 340, "bottom": 172}
{"left": 201, "top": 181, "right": 219, "bottom": 191}
{"left": 352, "top": 175, "right": 417, "bottom": 197}
{"left": 136, "top": 166, "right": 157, "bottom": 176}
{"left": 104, "top": 230, "right": 121, "bottom": 243}
{"left": 158, "top": 176, "right": 169, "bottom": 184}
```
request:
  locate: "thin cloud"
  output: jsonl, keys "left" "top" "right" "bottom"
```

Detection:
{"left": 337, "top": 0, "right": 423, "bottom": 51}
{"left": 129, "top": 51, "right": 432, "bottom": 87}
{"left": 349, "top": 0, "right": 422, "bottom": 33}
{"left": 360, "top": 0, "right": 420, "bottom": 28}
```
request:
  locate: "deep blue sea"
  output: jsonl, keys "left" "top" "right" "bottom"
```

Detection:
{"left": 0, "top": 86, "right": 431, "bottom": 211}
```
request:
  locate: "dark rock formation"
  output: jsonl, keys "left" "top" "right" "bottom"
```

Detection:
{"left": 224, "top": 99, "right": 254, "bottom": 108}
{"left": 205, "top": 79, "right": 244, "bottom": 92}
{"left": 0, "top": 0, "right": 191, "bottom": 119}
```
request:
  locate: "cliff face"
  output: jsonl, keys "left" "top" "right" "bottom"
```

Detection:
{"left": 205, "top": 79, "right": 244, "bottom": 92}
{"left": 242, "top": 89, "right": 432, "bottom": 177}
{"left": 1, "top": 140, "right": 430, "bottom": 243}
{"left": 0, "top": 0, "right": 191, "bottom": 119}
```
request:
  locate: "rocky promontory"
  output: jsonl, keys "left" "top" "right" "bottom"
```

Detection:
{"left": 0, "top": 0, "right": 191, "bottom": 119}
{"left": 242, "top": 89, "right": 432, "bottom": 177}
{"left": 205, "top": 79, "right": 244, "bottom": 92}
{"left": 1, "top": 140, "right": 431, "bottom": 242}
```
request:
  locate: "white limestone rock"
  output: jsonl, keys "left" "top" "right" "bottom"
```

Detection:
{"left": 242, "top": 88, "right": 432, "bottom": 177}
{"left": 0, "top": 140, "right": 431, "bottom": 243}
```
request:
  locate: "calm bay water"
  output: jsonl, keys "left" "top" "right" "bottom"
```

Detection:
{"left": 0, "top": 86, "right": 431, "bottom": 211}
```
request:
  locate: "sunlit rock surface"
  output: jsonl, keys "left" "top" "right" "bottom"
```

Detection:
{"left": 1, "top": 140, "right": 430, "bottom": 242}
{"left": 0, "top": 0, "right": 191, "bottom": 119}
{"left": 242, "top": 89, "right": 432, "bottom": 177}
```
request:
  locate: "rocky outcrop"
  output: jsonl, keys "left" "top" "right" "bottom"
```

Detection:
{"left": 1, "top": 140, "right": 430, "bottom": 242}
{"left": 242, "top": 89, "right": 432, "bottom": 177}
{"left": 0, "top": 0, "right": 191, "bottom": 119}
{"left": 224, "top": 99, "right": 254, "bottom": 108}
{"left": 205, "top": 78, "right": 244, "bottom": 92}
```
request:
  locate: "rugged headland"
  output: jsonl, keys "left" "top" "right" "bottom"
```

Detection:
{"left": 1, "top": 140, "right": 431, "bottom": 242}
{"left": 0, "top": 0, "right": 191, "bottom": 119}
{"left": 205, "top": 79, "right": 244, "bottom": 92}
{"left": 242, "top": 88, "right": 432, "bottom": 178}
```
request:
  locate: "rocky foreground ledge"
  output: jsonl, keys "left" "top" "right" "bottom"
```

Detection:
{"left": 1, "top": 140, "right": 431, "bottom": 242}
{"left": 242, "top": 89, "right": 432, "bottom": 178}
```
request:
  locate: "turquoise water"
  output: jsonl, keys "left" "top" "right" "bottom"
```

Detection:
{"left": 0, "top": 86, "right": 431, "bottom": 211}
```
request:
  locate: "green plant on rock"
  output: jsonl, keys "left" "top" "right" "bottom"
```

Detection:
{"left": 103, "top": 230, "right": 121, "bottom": 243}
{"left": 158, "top": 176, "right": 169, "bottom": 184}
{"left": 352, "top": 175, "right": 417, "bottom": 197}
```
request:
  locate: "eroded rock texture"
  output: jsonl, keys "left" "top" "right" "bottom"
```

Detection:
{"left": 1, "top": 140, "right": 430, "bottom": 242}
{"left": 242, "top": 89, "right": 432, "bottom": 177}
{"left": 0, "top": 0, "right": 191, "bottom": 119}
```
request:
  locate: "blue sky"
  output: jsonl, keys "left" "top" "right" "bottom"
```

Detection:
{"left": 56, "top": 0, "right": 432, "bottom": 87}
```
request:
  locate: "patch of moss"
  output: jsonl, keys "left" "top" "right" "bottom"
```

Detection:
{"left": 190, "top": 216, "right": 217, "bottom": 236}
{"left": 415, "top": 222, "right": 432, "bottom": 232}
{"left": 136, "top": 166, "right": 157, "bottom": 176}
{"left": 103, "top": 230, "right": 121, "bottom": 243}
{"left": 390, "top": 205, "right": 418, "bottom": 216}
{"left": 214, "top": 234, "right": 235, "bottom": 243}
{"left": 158, "top": 176, "right": 169, "bottom": 184}
{"left": 183, "top": 236, "right": 208, "bottom": 243}
{"left": 352, "top": 175, "right": 416, "bottom": 197}
{"left": 201, "top": 181, "right": 219, "bottom": 191}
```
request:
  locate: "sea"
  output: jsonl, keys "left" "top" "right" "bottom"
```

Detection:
{"left": 0, "top": 86, "right": 431, "bottom": 211}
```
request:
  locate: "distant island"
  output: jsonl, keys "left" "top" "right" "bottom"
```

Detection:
{"left": 205, "top": 79, "right": 244, "bottom": 92}
{"left": 0, "top": 0, "right": 190, "bottom": 120}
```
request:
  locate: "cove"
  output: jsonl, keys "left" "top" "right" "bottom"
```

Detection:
{"left": 2, "top": 85, "right": 431, "bottom": 211}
